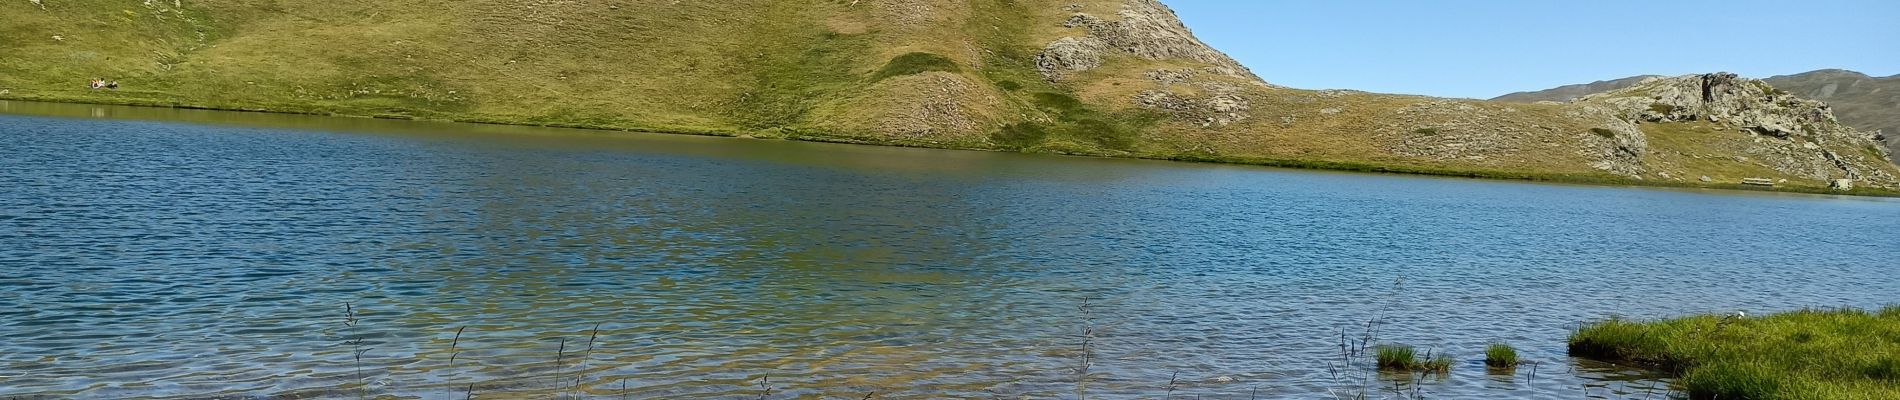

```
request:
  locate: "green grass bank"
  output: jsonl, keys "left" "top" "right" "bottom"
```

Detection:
{"left": 1569, "top": 307, "right": 1900, "bottom": 400}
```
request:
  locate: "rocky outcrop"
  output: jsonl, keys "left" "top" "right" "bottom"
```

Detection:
{"left": 1499, "top": 69, "right": 1900, "bottom": 166}
{"left": 1134, "top": 80, "right": 1251, "bottom": 127}
{"left": 1763, "top": 69, "right": 1900, "bottom": 165}
{"left": 1034, "top": 37, "right": 1108, "bottom": 77}
{"left": 1586, "top": 73, "right": 1852, "bottom": 141}
{"left": 1035, "top": 0, "right": 1255, "bottom": 81}
{"left": 1033, "top": 0, "right": 1262, "bottom": 127}
{"left": 1582, "top": 73, "right": 1896, "bottom": 187}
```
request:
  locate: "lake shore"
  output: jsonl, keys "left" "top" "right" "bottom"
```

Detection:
{"left": 6, "top": 92, "right": 1898, "bottom": 198}
{"left": 7, "top": 101, "right": 1900, "bottom": 398}
{"left": 1570, "top": 307, "right": 1900, "bottom": 400}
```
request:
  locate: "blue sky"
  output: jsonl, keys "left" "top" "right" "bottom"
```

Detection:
{"left": 1166, "top": 0, "right": 1900, "bottom": 99}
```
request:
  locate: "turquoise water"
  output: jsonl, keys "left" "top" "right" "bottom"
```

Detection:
{"left": 2, "top": 100, "right": 1897, "bottom": 399}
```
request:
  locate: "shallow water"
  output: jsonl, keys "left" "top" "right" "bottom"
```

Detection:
{"left": 2, "top": 100, "right": 1897, "bottom": 399}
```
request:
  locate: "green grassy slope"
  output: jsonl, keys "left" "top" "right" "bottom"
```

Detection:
{"left": 3, "top": 0, "right": 1896, "bottom": 194}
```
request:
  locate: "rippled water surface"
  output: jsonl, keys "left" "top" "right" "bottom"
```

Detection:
{"left": 3, "top": 100, "right": 1898, "bottom": 399}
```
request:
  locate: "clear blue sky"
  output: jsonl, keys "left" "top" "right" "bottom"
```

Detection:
{"left": 1167, "top": 0, "right": 1900, "bottom": 99}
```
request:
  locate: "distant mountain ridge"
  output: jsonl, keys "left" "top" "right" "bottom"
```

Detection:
{"left": 1492, "top": 75, "right": 1661, "bottom": 103}
{"left": 1496, "top": 69, "right": 1900, "bottom": 164}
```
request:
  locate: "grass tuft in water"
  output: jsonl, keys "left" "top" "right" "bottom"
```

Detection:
{"left": 1484, "top": 342, "right": 1519, "bottom": 369}
{"left": 1375, "top": 345, "right": 1418, "bottom": 371}
{"left": 1569, "top": 306, "right": 1900, "bottom": 400}
{"left": 1418, "top": 349, "right": 1452, "bottom": 374}
{"left": 1375, "top": 344, "right": 1450, "bottom": 374}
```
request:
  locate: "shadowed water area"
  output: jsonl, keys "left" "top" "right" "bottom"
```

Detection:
{"left": 2, "top": 100, "right": 1898, "bottom": 399}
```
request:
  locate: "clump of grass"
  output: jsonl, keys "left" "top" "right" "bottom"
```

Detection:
{"left": 1376, "top": 344, "right": 1450, "bottom": 373}
{"left": 996, "top": 80, "right": 1023, "bottom": 91}
{"left": 1569, "top": 306, "right": 1900, "bottom": 400}
{"left": 1412, "top": 127, "right": 1439, "bottom": 136}
{"left": 1484, "top": 342, "right": 1519, "bottom": 368}
{"left": 1648, "top": 103, "right": 1680, "bottom": 114}
{"left": 1418, "top": 351, "right": 1452, "bottom": 373}
{"left": 1375, "top": 345, "right": 1418, "bottom": 371}
{"left": 871, "top": 52, "right": 960, "bottom": 81}
{"left": 1591, "top": 127, "right": 1617, "bottom": 138}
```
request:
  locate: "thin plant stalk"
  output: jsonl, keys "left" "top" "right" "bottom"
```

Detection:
{"left": 554, "top": 338, "right": 567, "bottom": 397}
{"left": 446, "top": 326, "right": 465, "bottom": 400}
{"left": 573, "top": 324, "right": 600, "bottom": 398}
{"left": 343, "top": 302, "right": 369, "bottom": 399}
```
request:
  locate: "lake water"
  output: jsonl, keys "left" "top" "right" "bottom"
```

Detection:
{"left": 2, "top": 100, "right": 1897, "bottom": 399}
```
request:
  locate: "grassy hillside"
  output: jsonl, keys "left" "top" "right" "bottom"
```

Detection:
{"left": 4, "top": 0, "right": 1896, "bottom": 194}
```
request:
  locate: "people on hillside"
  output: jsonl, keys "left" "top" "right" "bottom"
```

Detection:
{"left": 85, "top": 79, "right": 121, "bottom": 90}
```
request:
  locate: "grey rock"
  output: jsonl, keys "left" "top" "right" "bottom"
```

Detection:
{"left": 1135, "top": 82, "right": 1251, "bottom": 127}
{"left": 1035, "top": 37, "right": 1107, "bottom": 79}
{"left": 1143, "top": 68, "right": 1198, "bottom": 85}
{"left": 1831, "top": 179, "right": 1855, "bottom": 191}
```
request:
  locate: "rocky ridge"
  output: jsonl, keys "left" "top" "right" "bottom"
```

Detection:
{"left": 1580, "top": 73, "right": 1895, "bottom": 187}
{"left": 1496, "top": 69, "right": 1900, "bottom": 166}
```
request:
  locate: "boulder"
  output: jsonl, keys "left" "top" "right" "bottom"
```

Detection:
{"left": 1830, "top": 179, "right": 1855, "bottom": 191}
{"left": 1035, "top": 37, "right": 1107, "bottom": 79}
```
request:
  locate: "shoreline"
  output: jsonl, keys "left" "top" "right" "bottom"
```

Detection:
{"left": 6, "top": 92, "right": 1897, "bottom": 198}
{"left": 1570, "top": 306, "right": 1900, "bottom": 399}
